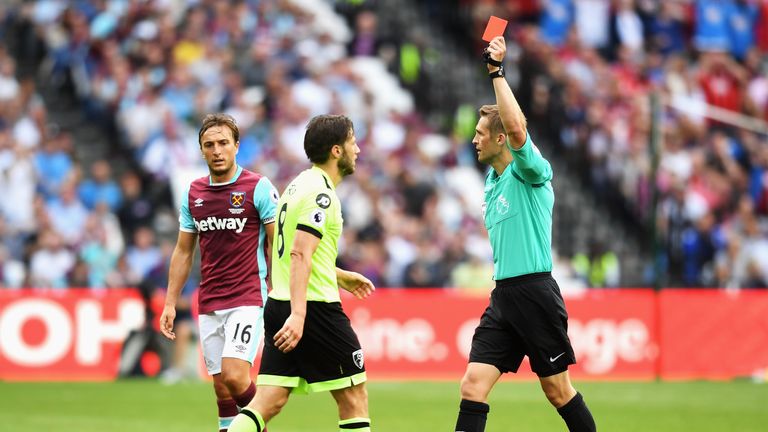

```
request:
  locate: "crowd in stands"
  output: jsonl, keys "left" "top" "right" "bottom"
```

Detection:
{"left": 472, "top": 0, "right": 768, "bottom": 288}
{"left": 1, "top": 0, "right": 767, "bottom": 291}
{"left": 0, "top": 0, "right": 499, "bottom": 293}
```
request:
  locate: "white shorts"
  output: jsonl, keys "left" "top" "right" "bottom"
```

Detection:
{"left": 198, "top": 305, "right": 264, "bottom": 375}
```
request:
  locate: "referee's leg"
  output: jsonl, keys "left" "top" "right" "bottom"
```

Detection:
{"left": 455, "top": 362, "right": 501, "bottom": 432}
{"left": 540, "top": 370, "right": 596, "bottom": 431}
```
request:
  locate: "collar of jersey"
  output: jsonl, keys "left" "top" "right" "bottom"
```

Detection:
{"left": 311, "top": 165, "right": 335, "bottom": 190}
{"left": 209, "top": 165, "right": 243, "bottom": 186}
{"left": 487, "top": 162, "right": 513, "bottom": 185}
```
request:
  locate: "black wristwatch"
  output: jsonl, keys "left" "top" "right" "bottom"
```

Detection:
{"left": 489, "top": 65, "right": 505, "bottom": 79}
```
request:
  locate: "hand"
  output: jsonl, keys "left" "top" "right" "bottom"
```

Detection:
{"left": 338, "top": 270, "right": 375, "bottom": 299}
{"left": 486, "top": 36, "right": 506, "bottom": 70}
{"left": 159, "top": 305, "right": 176, "bottom": 340}
{"left": 274, "top": 313, "right": 305, "bottom": 353}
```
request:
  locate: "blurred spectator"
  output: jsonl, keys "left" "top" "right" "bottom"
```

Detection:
{"left": 539, "top": 0, "right": 574, "bottom": 47}
{"left": 34, "top": 129, "right": 75, "bottom": 200}
{"left": 105, "top": 252, "right": 142, "bottom": 289}
{"left": 125, "top": 226, "right": 162, "bottom": 283}
{"left": 47, "top": 179, "right": 89, "bottom": 246}
{"left": 347, "top": 10, "right": 382, "bottom": 57}
{"left": 29, "top": 229, "right": 75, "bottom": 288}
{"left": 78, "top": 159, "right": 122, "bottom": 211}
{"left": 694, "top": 0, "right": 733, "bottom": 53}
{"left": 117, "top": 171, "right": 156, "bottom": 241}
{"left": 450, "top": 252, "right": 494, "bottom": 294}
{"left": 0, "top": 245, "right": 25, "bottom": 289}
{"left": 571, "top": 240, "right": 620, "bottom": 288}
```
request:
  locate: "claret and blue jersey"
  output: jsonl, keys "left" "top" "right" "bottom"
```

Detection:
{"left": 179, "top": 165, "right": 277, "bottom": 313}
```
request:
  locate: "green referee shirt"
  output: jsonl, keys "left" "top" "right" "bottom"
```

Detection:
{"left": 483, "top": 132, "right": 554, "bottom": 280}
{"left": 270, "top": 166, "right": 343, "bottom": 303}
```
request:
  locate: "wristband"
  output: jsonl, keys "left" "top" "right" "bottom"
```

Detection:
{"left": 482, "top": 49, "right": 503, "bottom": 67}
{"left": 489, "top": 65, "right": 505, "bottom": 79}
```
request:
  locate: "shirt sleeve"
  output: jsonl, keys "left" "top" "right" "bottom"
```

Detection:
{"left": 295, "top": 188, "right": 333, "bottom": 239}
{"left": 179, "top": 185, "right": 197, "bottom": 233}
{"left": 512, "top": 132, "right": 553, "bottom": 184}
{"left": 253, "top": 176, "right": 278, "bottom": 224}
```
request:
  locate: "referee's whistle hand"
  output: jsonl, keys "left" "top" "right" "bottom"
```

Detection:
{"left": 274, "top": 314, "right": 304, "bottom": 353}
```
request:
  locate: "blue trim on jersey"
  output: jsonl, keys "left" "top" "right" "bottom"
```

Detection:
{"left": 219, "top": 418, "right": 234, "bottom": 429}
{"left": 256, "top": 226, "right": 269, "bottom": 303}
{"left": 253, "top": 176, "right": 278, "bottom": 221}
{"left": 179, "top": 184, "right": 195, "bottom": 231}
{"left": 209, "top": 165, "right": 243, "bottom": 186}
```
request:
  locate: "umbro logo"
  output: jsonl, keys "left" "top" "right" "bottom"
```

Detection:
{"left": 194, "top": 198, "right": 204, "bottom": 207}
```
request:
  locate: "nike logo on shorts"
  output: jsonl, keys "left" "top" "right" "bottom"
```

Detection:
{"left": 549, "top": 352, "right": 565, "bottom": 362}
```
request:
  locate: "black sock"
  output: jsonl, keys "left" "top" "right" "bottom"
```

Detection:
{"left": 557, "top": 392, "right": 596, "bottom": 432}
{"left": 454, "top": 399, "right": 490, "bottom": 432}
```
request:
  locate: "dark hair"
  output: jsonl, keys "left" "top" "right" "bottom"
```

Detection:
{"left": 198, "top": 113, "right": 239, "bottom": 147}
{"left": 304, "top": 115, "right": 353, "bottom": 164}
{"left": 478, "top": 104, "right": 505, "bottom": 137}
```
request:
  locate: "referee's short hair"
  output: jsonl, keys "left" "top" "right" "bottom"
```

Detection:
{"left": 478, "top": 105, "right": 505, "bottom": 137}
{"left": 304, "top": 114, "right": 353, "bottom": 164}
{"left": 198, "top": 113, "right": 240, "bottom": 147}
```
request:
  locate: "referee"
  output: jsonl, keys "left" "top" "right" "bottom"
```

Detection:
{"left": 454, "top": 36, "right": 596, "bottom": 432}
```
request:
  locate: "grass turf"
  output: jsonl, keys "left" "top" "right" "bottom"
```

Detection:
{"left": 1, "top": 379, "right": 766, "bottom": 431}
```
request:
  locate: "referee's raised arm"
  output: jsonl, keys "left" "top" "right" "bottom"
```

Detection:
{"left": 485, "top": 36, "right": 527, "bottom": 149}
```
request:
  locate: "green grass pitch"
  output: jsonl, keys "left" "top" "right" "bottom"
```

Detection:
{"left": 1, "top": 380, "right": 766, "bottom": 431}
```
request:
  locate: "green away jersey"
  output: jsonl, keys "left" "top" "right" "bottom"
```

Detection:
{"left": 270, "top": 166, "right": 343, "bottom": 302}
{"left": 483, "top": 132, "right": 554, "bottom": 280}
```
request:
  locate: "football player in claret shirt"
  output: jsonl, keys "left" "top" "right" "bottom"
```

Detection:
{"left": 229, "top": 115, "right": 375, "bottom": 432}
{"left": 160, "top": 113, "right": 278, "bottom": 432}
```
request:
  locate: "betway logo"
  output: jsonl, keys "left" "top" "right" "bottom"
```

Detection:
{"left": 194, "top": 217, "right": 247, "bottom": 233}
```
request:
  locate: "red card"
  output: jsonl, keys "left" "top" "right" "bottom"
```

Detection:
{"left": 482, "top": 16, "right": 508, "bottom": 42}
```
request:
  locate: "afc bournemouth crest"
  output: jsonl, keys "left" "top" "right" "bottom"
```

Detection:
{"left": 230, "top": 191, "right": 246, "bottom": 214}
{"left": 352, "top": 349, "right": 364, "bottom": 369}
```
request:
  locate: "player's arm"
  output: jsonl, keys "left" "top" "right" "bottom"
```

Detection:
{"left": 160, "top": 230, "right": 197, "bottom": 340}
{"left": 263, "top": 222, "right": 275, "bottom": 282}
{"left": 487, "top": 36, "right": 527, "bottom": 149}
{"left": 487, "top": 36, "right": 551, "bottom": 184}
{"left": 274, "top": 229, "right": 320, "bottom": 353}
{"left": 337, "top": 267, "right": 375, "bottom": 299}
{"left": 254, "top": 176, "right": 279, "bottom": 281}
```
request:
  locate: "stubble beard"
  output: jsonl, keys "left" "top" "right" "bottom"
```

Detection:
{"left": 338, "top": 152, "right": 355, "bottom": 177}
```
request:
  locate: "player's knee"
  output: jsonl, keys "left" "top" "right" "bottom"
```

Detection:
{"left": 459, "top": 373, "right": 491, "bottom": 402}
{"left": 220, "top": 370, "right": 248, "bottom": 393}
{"left": 262, "top": 392, "right": 289, "bottom": 419}
{"left": 542, "top": 383, "right": 575, "bottom": 408}
{"left": 335, "top": 385, "right": 369, "bottom": 418}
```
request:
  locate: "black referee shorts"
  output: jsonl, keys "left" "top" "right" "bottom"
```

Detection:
{"left": 468, "top": 272, "right": 576, "bottom": 377}
{"left": 257, "top": 299, "right": 367, "bottom": 394}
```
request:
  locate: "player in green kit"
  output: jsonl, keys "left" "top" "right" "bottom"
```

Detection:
{"left": 453, "top": 37, "right": 597, "bottom": 432}
{"left": 229, "top": 115, "right": 375, "bottom": 432}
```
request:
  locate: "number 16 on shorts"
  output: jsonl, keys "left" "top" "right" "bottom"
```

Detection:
{"left": 199, "top": 305, "right": 265, "bottom": 375}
